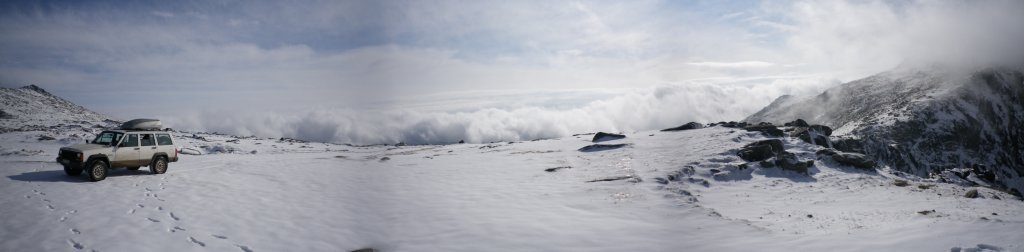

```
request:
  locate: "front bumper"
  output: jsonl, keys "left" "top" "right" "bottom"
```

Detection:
{"left": 57, "top": 150, "right": 84, "bottom": 169}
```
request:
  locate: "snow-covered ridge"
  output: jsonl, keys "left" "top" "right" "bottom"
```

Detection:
{"left": 1, "top": 85, "right": 117, "bottom": 133}
{"left": 745, "top": 66, "right": 1024, "bottom": 196}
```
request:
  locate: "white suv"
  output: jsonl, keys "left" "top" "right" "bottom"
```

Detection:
{"left": 57, "top": 122, "right": 179, "bottom": 181}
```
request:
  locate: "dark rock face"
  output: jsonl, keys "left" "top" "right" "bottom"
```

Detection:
{"left": 808, "top": 125, "right": 833, "bottom": 136}
{"left": 737, "top": 139, "right": 784, "bottom": 162}
{"left": 592, "top": 132, "right": 626, "bottom": 142}
{"left": 661, "top": 122, "right": 704, "bottom": 131}
{"left": 831, "top": 152, "right": 877, "bottom": 170}
{"left": 744, "top": 125, "right": 784, "bottom": 137}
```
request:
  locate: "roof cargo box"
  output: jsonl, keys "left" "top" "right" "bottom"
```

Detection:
{"left": 120, "top": 119, "right": 162, "bottom": 130}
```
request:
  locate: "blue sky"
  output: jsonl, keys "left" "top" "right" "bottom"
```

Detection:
{"left": 2, "top": 0, "right": 1023, "bottom": 144}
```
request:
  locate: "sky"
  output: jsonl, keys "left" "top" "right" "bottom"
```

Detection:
{"left": 2, "top": 0, "right": 1023, "bottom": 144}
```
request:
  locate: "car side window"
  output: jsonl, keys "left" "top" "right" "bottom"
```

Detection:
{"left": 156, "top": 134, "right": 173, "bottom": 146}
{"left": 121, "top": 134, "right": 139, "bottom": 147}
{"left": 140, "top": 134, "right": 156, "bottom": 146}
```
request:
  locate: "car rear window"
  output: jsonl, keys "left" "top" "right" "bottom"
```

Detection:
{"left": 156, "top": 134, "right": 173, "bottom": 146}
{"left": 122, "top": 134, "right": 139, "bottom": 147}
{"left": 140, "top": 134, "right": 155, "bottom": 146}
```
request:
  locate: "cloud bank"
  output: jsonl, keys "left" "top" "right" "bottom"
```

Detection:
{"left": 167, "top": 77, "right": 836, "bottom": 145}
{"left": 2, "top": 0, "right": 1023, "bottom": 144}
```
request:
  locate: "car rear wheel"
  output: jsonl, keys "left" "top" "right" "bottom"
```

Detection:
{"left": 87, "top": 160, "right": 108, "bottom": 181}
{"left": 150, "top": 157, "right": 167, "bottom": 174}
{"left": 64, "top": 165, "right": 82, "bottom": 176}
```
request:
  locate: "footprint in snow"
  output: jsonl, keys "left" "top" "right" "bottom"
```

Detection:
{"left": 47, "top": 205, "right": 55, "bottom": 210}
{"left": 236, "top": 245, "right": 254, "bottom": 252}
{"left": 128, "top": 209, "right": 136, "bottom": 215}
{"left": 157, "top": 206, "right": 163, "bottom": 211}
{"left": 67, "top": 239, "right": 84, "bottom": 250}
{"left": 169, "top": 212, "right": 180, "bottom": 221}
{"left": 212, "top": 234, "right": 228, "bottom": 239}
{"left": 188, "top": 237, "right": 206, "bottom": 247}
{"left": 60, "top": 216, "right": 68, "bottom": 222}
{"left": 146, "top": 218, "right": 160, "bottom": 223}
{"left": 70, "top": 228, "right": 80, "bottom": 235}
{"left": 137, "top": 204, "right": 145, "bottom": 208}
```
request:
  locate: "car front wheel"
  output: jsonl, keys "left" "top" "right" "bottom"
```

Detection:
{"left": 87, "top": 160, "right": 108, "bottom": 181}
{"left": 150, "top": 157, "right": 167, "bottom": 174}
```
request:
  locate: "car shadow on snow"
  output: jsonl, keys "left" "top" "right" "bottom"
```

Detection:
{"left": 8, "top": 169, "right": 153, "bottom": 183}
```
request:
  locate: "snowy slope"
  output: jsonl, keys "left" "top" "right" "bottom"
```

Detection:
{"left": 2, "top": 126, "right": 1023, "bottom": 251}
{"left": 1, "top": 85, "right": 118, "bottom": 133}
{"left": 746, "top": 66, "right": 1024, "bottom": 196}
{"left": 2, "top": 86, "right": 1023, "bottom": 251}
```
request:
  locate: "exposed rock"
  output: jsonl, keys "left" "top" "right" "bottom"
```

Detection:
{"left": 743, "top": 125, "right": 784, "bottom": 137}
{"left": 578, "top": 143, "right": 628, "bottom": 152}
{"left": 815, "top": 148, "right": 838, "bottom": 156}
{"left": 793, "top": 127, "right": 830, "bottom": 147}
{"left": 458, "top": 140, "right": 465, "bottom": 144}
{"left": 831, "top": 152, "right": 877, "bottom": 170}
{"left": 544, "top": 166, "right": 571, "bottom": 172}
{"left": 737, "top": 139, "right": 784, "bottom": 162}
{"left": 0, "top": 109, "right": 13, "bottom": 119}
{"left": 661, "top": 122, "right": 704, "bottom": 131}
{"left": 775, "top": 152, "right": 809, "bottom": 174}
{"left": 37, "top": 135, "right": 56, "bottom": 141}
{"left": 965, "top": 189, "right": 979, "bottom": 198}
{"left": 893, "top": 180, "right": 909, "bottom": 187}
{"left": 808, "top": 124, "right": 833, "bottom": 136}
{"left": 379, "top": 157, "right": 391, "bottom": 161}
{"left": 831, "top": 138, "right": 864, "bottom": 153}
{"left": 715, "top": 121, "right": 748, "bottom": 128}
{"left": 784, "top": 119, "right": 809, "bottom": 127}
{"left": 586, "top": 175, "right": 640, "bottom": 183}
{"left": 352, "top": 248, "right": 377, "bottom": 252}
{"left": 592, "top": 132, "right": 626, "bottom": 142}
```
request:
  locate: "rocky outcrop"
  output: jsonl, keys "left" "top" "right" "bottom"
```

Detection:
{"left": 745, "top": 67, "right": 1024, "bottom": 194}
{"left": 578, "top": 143, "right": 628, "bottom": 152}
{"left": 592, "top": 132, "right": 626, "bottom": 142}
{"left": 737, "top": 139, "right": 784, "bottom": 162}
{"left": 743, "top": 124, "right": 784, "bottom": 137}
{"left": 829, "top": 151, "right": 877, "bottom": 170}
{"left": 661, "top": 122, "right": 704, "bottom": 131}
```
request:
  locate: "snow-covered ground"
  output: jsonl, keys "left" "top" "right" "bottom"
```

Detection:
{"left": 2, "top": 126, "right": 1022, "bottom": 252}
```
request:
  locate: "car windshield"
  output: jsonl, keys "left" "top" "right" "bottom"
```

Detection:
{"left": 92, "top": 131, "right": 124, "bottom": 145}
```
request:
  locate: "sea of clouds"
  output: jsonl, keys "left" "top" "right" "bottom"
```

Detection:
{"left": 167, "top": 77, "right": 837, "bottom": 145}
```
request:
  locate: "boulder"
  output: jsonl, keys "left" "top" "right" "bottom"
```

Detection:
{"left": 743, "top": 125, "right": 784, "bottom": 137}
{"left": 716, "top": 121, "right": 748, "bottom": 128}
{"left": 737, "top": 139, "right": 784, "bottom": 162}
{"left": 831, "top": 138, "right": 864, "bottom": 153}
{"left": 793, "top": 127, "right": 830, "bottom": 147}
{"left": 592, "top": 132, "right": 626, "bottom": 142}
{"left": 964, "top": 189, "right": 979, "bottom": 198}
{"left": 784, "top": 119, "right": 809, "bottom": 127}
{"left": 775, "top": 152, "right": 809, "bottom": 174}
{"left": 808, "top": 124, "right": 833, "bottom": 136}
{"left": 831, "top": 152, "right": 877, "bottom": 170}
{"left": 661, "top": 122, "right": 704, "bottom": 131}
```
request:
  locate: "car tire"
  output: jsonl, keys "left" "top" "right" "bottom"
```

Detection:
{"left": 86, "top": 160, "right": 108, "bottom": 181}
{"left": 150, "top": 157, "right": 168, "bottom": 174}
{"left": 127, "top": 166, "right": 140, "bottom": 170}
{"left": 64, "top": 165, "right": 83, "bottom": 176}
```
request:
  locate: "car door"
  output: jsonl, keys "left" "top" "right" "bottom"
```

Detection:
{"left": 113, "top": 133, "right": 141, "bottom": 167}
{"left": 139, "top": 133, "right": 157, "bottom": 165}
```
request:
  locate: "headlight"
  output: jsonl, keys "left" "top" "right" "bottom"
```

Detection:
{"left": 77, "top": 153, "right": 83, "bottom": 161}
